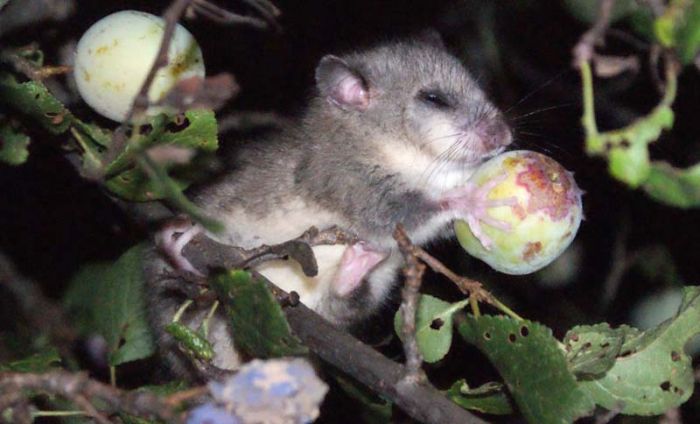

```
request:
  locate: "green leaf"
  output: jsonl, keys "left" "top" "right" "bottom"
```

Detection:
{"left": 563, "top": 324, "right": 627, "bottom": 378}
{"left": 119, "top": 415, "right": 161, "bottom": 424}
{"left": 0, "top": 348, "right": 61, "bottom": 372}
{"left": 393, "top": 295, "right": 469, "bottom": 363}
{"left": 652, "top": 0, "right": 700, "bottom": 63}
{"left": 562, "top": 0, "right": 639, "bottom": 24}
{"left": 211, "top": 270, "right": 308, "bottom": 358}
{"left": 104, "top": 110, "right": 218, "bottom": 202}
{"left": 0, "top": 120, "right": 30, "bottom": 165}
{"left": 64, "top": 244, "right": 155, "bottom": 366}
{"left": 136, "top": 380, "right": 190, "bottom": 397}
{"left": 446, "top": 380, "right": 514, "bottom": 415}
{"left": 458, "top": 314, "right": 595, "bottom": 423}
{"left": 579, "top": 286, "right": 700, "bottom": 415}
{"left": 72, "top": 118, "right": 113, "bottom": 149}
{"left": 0, "top": 72, "right": 72, "bottom": 134}
{"left": 643, "top": 161, "right": 700, "bottom": 208}
{"left": 608, "top": 143, "right": 650, "bottom": 188}
{"left": 586, "top": 100, "right": 673, "bottom": 188}
{"left": 165, "top": 322, "right": 214, "bottom": 361}
{"left": 627, "top": 7, "right": 657, "bottom": 41}
{"left": 676, "top": 0, "right": 700, "bottom": 63}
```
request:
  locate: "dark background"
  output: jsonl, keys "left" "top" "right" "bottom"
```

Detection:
{"left": 1, "top": 0, "right": 700, "bottom": 422}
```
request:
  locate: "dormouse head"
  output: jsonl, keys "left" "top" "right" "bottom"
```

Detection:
{"left": 314, "top": 34, "right": 511, "bottom": 166}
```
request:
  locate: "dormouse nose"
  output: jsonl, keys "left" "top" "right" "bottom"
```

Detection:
{"left": 474, "top": 115, "right": 512, "bottom": 151}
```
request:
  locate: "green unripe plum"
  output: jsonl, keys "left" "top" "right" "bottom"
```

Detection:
{"left": 73, "top": 10, "right": 205, "bottom": 122}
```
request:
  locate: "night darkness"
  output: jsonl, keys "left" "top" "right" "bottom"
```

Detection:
{"left": 1, "top": 1, "right": 700, "bottom": 423}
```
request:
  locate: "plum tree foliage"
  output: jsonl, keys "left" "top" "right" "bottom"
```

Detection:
{"left": 1, "top": 0, "right": 700, "bottom": 423}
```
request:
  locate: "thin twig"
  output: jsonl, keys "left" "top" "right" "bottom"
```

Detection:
{"left": 72, "top": 395, "right": 110, "bottom": 424}
{"left": 165, "top": 386, "right": 209, "bottom": 407}
{"left": 0, "top": 253, "right": 79, "bottom": 363}
{"left": 0, "top": 371, "right": 180, "bottom": 423}
{"left": 414, "top": 247, "right": 485, "bottom": 299}
{"left": 234, "top": 225, "right": 358, "bottom": 272}
{"left": 393, "top": 225, "right": 427, "bottom": 383}
{"left": 191, "top": 0, "right": 278, "bottom": 31}
{"left": 0, "top": 0, "right": 75, "bottom": 37}
{"left": 106, "top": 0, "right": 194, "bottom": 165}
{"left": 640, "top": 0, "right": 665, "bottom": 17}
{"left": 173, "top": 236, "right": 487, "bottom": 424}
{"left": 572, "top": 0, "right": 616, "bottom": 67}
{"left": 387, "top": 233, "right": 523, "bottom": 321}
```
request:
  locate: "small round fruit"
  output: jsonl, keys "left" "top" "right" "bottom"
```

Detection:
{"left": 73, "top": 10, "right": 205, "bottom": 122}
{"left": 455, "top": 150, "right": 583, "bottom": 275}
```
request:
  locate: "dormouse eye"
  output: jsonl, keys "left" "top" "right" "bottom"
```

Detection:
{"left": 417, "top": 89, "right": 452, "bottom": 110}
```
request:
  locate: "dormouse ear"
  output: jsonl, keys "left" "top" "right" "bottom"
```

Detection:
{"left": 315, "top": 55, "right": 370, "bottom": 111}
{"left": 415, "top": 28, "right": 446, "bottom": 50}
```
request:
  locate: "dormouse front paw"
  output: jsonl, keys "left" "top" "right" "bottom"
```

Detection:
{"left": 155, "top": 217, "right": 204, "bottom": 277}
{"left": 441, "top": 173, "right": 517, "bottom": 250}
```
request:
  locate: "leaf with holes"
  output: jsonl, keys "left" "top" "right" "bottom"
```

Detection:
{"left": 63, "top": 244, "right": 155, "bottom": 366}
{"left": 578, "top": 286, "right": 700, "bottom": 415}
{"left": 211, "top": 270, "right": 307, "bottom": 358}
{"left": 0, "top": 120, "right": 30, "bottom": 165}
{"left": 104, "top": 109, "right": 218, "bottom": 201}
{"left": 0, "top": 72, "right": 72, "bottom": 134}
{"left": 458, "top": 315, "right": 595, "bottom": 423}
{"left": 604, "top": 105, "right": 674, "bottom": 187}
{"left": 394, "top": 295, "right": 469, "bottom": 363}
{"left": 447, "top": 380, "right": 513, "bottom": 415}
{"left": 563, "top": 323, "right": 628, "bottom": 378}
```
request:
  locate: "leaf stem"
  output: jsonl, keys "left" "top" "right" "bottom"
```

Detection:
{"left": 172, "top": 299, "right": 193, "bottom": 323}
{"left": 469, "top": 296, "right": 481, "bottom": 318}
{"left": 201, "top": 300, "right": 219, "bottom": 338}
{"left": 137, "top": 154, "right": 224, "bottom": 232}
{"left": 489, "top": 297, "right": 524, "bottom": 321}
{"left": 109, "top": 366, "right": 116, "bottom": 387}
{"left": 579, "top": 60, "right": 599, "bottom": 139}
{"left": 32, "top": 410, "right": 87, "bottom": 418}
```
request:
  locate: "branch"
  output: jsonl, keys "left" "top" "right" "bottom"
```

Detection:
{"left": 572, "top": 0, "right": 616, "bottom": 67}
{"left": 0, "top": 371, "right": 180, "bottom": 423}
{"left": 0, "top": 253, "right": 78, "bottom": 362}
{"left": 191, "top": 0, "right": 280, "bottom": 31}
{"left": 106, "top": 0, "right": 194, "bottom": 165}
{"left": 177, "top": 235, "right": 488, "bottom": 424}
{"left": 393, "top": 224, "right": 426, "bottom": 382}
{"left": 0, "top": 0, "right": 75, "bottom": 38}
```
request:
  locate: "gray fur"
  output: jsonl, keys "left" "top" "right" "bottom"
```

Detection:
{"left": 195, "top": 40, "right": 509, "bottom": 250}
{"left": 146, "top": 39, "right": 511, "bottom": 376}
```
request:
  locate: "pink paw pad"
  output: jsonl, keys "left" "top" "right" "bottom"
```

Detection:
{"left": 443, "top": 173, "right": 518, "bottom": 250}
{"left": 155, "top": 219, "right": 204, "bottom": 277}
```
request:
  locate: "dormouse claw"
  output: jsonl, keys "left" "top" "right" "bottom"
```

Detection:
{"left": 442, "top": 173, "right": 518, "bottom": 250}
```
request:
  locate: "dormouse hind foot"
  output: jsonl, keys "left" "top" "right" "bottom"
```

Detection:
{"left": 332, "top": 242, "right": 387, "bottom": 297}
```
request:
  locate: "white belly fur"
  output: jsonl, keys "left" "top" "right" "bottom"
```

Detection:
{"left": 255, "top": 244, "right": 348, "bottom": 311}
